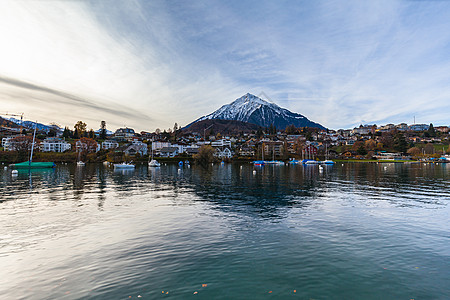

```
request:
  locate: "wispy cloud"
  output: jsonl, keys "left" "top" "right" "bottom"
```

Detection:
{"left": 1, "top": 0, "right": 449, "bottom": 130}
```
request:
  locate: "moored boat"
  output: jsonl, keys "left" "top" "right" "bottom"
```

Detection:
{"left": 148, "top": 160, "right": 160, "bottom": 167}
{"left": 114, "top": 163, "right": 135, "bottom": 169}
{"left": 10, "top": 161, "right": 56, "bottom": 169}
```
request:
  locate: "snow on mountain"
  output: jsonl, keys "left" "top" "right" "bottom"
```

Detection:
{"left": 8, "top": 118, "right": 61, "bottom": 132}
{"left": 191, "top": 93, "right": 325, "bottom": 129}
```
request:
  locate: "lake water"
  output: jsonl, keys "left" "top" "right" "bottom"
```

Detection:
{"left": 0, "top": 162, "right": 449, "bottom": 299}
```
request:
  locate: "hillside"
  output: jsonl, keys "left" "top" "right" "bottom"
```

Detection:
{"left": 183, "top": 119, "right": 262, "bottom": 135}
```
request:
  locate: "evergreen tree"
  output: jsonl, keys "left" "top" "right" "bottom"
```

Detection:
{"left": 62, "top": 127, "right": 70, "bottom": 139}
{"left": 393, "top": 133, "right": 408, "bottom": 153}
{"left": 73, "top": 128, "right": 79, "bottom": 139}
{"left": 357, "top": 144, "right": 367, "bottom": 155}
{"left": 427, "top": 123, "right": 436, "bottom": 137}
{"left": 100, "top": 121, "right": 107, "bottom": 139}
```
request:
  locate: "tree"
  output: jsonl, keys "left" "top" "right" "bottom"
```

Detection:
{"left": 193, "top": 145, "right": 215, "bottom": 165}
{"left": 11, "top": 136, "right": 37, "bottom": 161}
{"left": 74, "top": 121, "right": 87, "bottom": 137}
{"left": 62, "top": 126, "right": 72, "bottom": 139}
{"left": 173, "top": 122, "right": 178, "bottom": 132}
{"left": 365, "top": 139, "right": 377, "bottom": 150}
{"left": 356, "top": 144, "right": 367, "bottom": 155}
{"left": 77, "top": 137, "right": 98, "bottom": 154}
{"left": 427, "top": 123, "right": 436, "bottom": 137}
{"left": 73, "top": 128, "right": 79, "bottom": 139}
{"left": 407, "top": 147, "right": 421, "bottom": 158}
{"left": 393, "top": 133, "right": 407, "bottom": 153}
{"left": 380, "top": 132, "right": 394, "bottom": 149}
{"left": 100, "top": 121, "right": 107, "bottom": 139}
{"left": 424, "top": 143, "right": 435, "bottom": 155}
{"left": 88, "top": 129, "right": 95, "bottom": 139}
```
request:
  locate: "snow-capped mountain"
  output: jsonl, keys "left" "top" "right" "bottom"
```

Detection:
{"left": 191, "top": 93, "right": 325, "bottom": 129}
{"left": 8, "top": 118, "right": 62, "bottom": 132}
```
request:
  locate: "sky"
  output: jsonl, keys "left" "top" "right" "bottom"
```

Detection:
{"left": 1, "top": 0, "right": 450, "bottom": 132}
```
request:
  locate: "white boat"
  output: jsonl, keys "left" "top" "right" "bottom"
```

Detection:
{"left": 320, "top": 145, "right": 335, "bottom": 165}
{"left": 148, "top": 147, "right": 160, "bottom": 167}
{"left": 148, "top": 159, "right": 160, "bottom": 167}
{"left": 77, "top": 150, "right": 85, "bottom": 166}
{"left": 114, "top": 163, "right": 135, "bottom": 169}
{"left": 305, "top": 160, "right": 319, "bottom": 164}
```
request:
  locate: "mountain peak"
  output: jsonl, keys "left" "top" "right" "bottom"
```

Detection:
{"left": 190, "top": 93, "right": 325, "bottom": 130}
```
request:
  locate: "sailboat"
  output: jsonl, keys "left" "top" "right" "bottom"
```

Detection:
{"left": 321, "top": 144, "right": 335, "bottom": 165}
{"left": 10, "top": 122, "right": 55, "bottom": 169}
{"left": 148, "top": 146, "right": 160, "bottom": 167}
{"left": 77, "top": 148, "right": 85, "bottom": 166}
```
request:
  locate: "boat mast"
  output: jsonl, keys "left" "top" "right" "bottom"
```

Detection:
{"left": 29, "top": 123, "right": 37, "bottom": 165}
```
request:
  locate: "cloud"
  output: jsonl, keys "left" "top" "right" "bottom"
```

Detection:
{"left": 1, "top": 0, "right": 450, "bottom": 131}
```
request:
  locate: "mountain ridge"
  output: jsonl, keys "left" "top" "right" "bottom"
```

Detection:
{"left": 188, "top": 93, "right": 325, "bottom": 130}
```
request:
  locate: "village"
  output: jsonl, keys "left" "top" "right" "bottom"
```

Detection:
{"left": 1, "top": 119, "right": 449, "bottom": 164}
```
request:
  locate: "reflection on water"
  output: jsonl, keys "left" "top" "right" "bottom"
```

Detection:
{"left": 0, "top": 162, "right": 449, "bottom": 299}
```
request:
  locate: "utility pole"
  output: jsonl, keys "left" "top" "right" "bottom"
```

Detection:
{"left": 203, "top": 124, "right": 213, "bottom": 141}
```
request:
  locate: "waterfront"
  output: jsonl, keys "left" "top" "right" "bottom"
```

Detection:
{"left": 0, "top": 162, "right": 449, "bottom": 299}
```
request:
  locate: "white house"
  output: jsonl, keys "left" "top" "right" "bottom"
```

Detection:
{"left": 2, "top": 135, "right": 24, "bottom": 151}
{"left": 214, "top": 147, "right": 233, "bottom": 159}
{"left": 124, "top": 143, "right": 148, "bottom": 156}
{"left": 160, "top": 147, "right": 179, "bottom": 157}
{"left": 102, "top": 140, "right": 119, "bottom": 150}
{"left": 41, "top": 137, "right": 71, "bottom": 152}
{"left": 152, "top": 141, "right": 171, "bottom": 153}
{"left": 114, "top": 127, "right": 135, "bottom": 141}
{"left": 211, "top": 139, "right": 232, "bottom": 147}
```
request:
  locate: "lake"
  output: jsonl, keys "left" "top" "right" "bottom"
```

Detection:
{"left": 0, "top": 162, "right": 449, "bottom": 299}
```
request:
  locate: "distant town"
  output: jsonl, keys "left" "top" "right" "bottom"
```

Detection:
{"left": 1, "top": 116, "right": 449, "bottom": 164}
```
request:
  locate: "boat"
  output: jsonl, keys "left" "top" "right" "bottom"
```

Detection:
{"left": 11, "top": 161, "right": 56, "bottom": 169}
{"left": 77, "top": 149, "right": 85, "bottom": 166}
{"left": 148, "top": 147, "right": 160, "bottom": 167}
{"left": 114, "top": 163, "right": 135, "bottom": 169}
{"left": 10, "top": 123, "right": 55, "bottom": 169}
{"left": 148, "top": 160, "right": 160, "bottom": 167}
{"left": 320, "top": 145, "right": 335, "bottom": 165}
{"left": 304, "top": 159, "right": 319, "bottom": 165}
{"left": 252, "top": 160, "right": 265, "bottom": 166}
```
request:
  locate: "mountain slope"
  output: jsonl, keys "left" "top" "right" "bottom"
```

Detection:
{"left": 190, "top": 93, "right": 325, "bottom": 130}
{"left": 183, "top": 119, "right": 262, "bottom": 135}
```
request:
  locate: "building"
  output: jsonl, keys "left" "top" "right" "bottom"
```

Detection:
{"left": 211, "top": 139, "right": 232, "bottom": 148}
{"left": 160, "top": 147, "right": 179, "bottom": 157}
{"left": 2, "top": 135, "right": 24, "bottom": 151}
{"left": 435, "top": 126, "right": 450, "bottom": 133}
{"left": 114, "top": 127, "right": 135, "bottom": 141}
{"left": 352, "top": 125, "right": 375, "bottom": 135}
{"left": 124, "top": 143, "right": 148, "bottom": 156}
{"left": 262, "top": 141, "right": 284, "bottom": 158}
{"left": 76, "top": 139, "right": 100, "bottom": 153}
{"left": 409, "top": 124, "right": 429, "bottom": 131}
{"left": 396, "top": 123, "right": 409, "bottom": 131}
{"left": 41, "top": 137, "right": 71, "bottom": 152}
{"left": 214, "top": 147, "right": 233, "bottom": 159}
{"left": 239, "top": 146, "right": 255, "bottom": 157}
{"left": 152, "top": 141, "right": 171, "bottom": 153}
{"left": 102, "top": 140, "right": 119, "bottom": 150}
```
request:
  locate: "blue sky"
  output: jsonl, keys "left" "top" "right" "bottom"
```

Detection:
{"left": 1, "top": 0, "right": 449, "bottom": 131}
